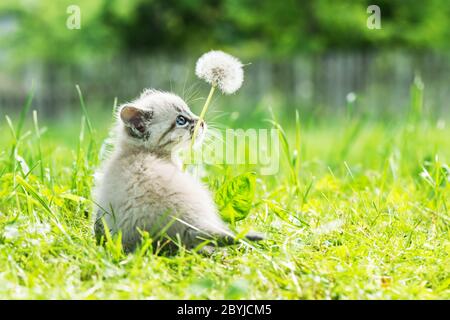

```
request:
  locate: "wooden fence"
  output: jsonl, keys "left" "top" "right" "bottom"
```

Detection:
{"left": 0, "top": 51, "right": 449, "bottom": 117}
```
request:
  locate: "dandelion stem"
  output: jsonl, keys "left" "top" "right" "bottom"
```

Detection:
{"left": 190, "top": 85, "right": 216, "bottom": 149}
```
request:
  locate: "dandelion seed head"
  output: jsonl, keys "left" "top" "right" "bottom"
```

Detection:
{"left": 346, "top": 92, "right": 357, "bottom": 103}
{"left": 195, "top": 50, "right": 244, "bottom": 94}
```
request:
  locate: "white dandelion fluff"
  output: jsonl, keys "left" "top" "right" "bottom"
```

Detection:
{"left": 195, "top": 50, "right": 244, "bottom": 94}
{"left": 346, "top": 92, "right": 357, "bottom": 103}
{"left": 187, "top": 50, "right": 245, "bottom": 162}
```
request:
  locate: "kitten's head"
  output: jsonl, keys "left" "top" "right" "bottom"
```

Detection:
{"left": 117, "top": 89, "right": 206, "bottom": 155}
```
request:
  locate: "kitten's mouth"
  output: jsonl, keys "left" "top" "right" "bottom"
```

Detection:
{"left": 192, "top": 122, "right": 207, "bottom": 146}
{"left": 188, "top": 120, "right": 206, "bottom": 142}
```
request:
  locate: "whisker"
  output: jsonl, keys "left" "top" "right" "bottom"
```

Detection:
{"left": 206, "top": 121, "right": 229, "bottom": 128}
{"left": 187, "top": 97, "right": 206, "bottom": 103}
{"left": 184, "top": 82, "right": 203, "bottom": 104}
{"left": 204, "top": 133, "right": 225, "bottom": 145}
{"left": 207, "top": 112, "right": 232, "bottom": 120}
{"left": 181, "top": 69, "right": 191, "bottom": 101}
{"left": 206, "top": 125, "right": 229, "bottom": 132}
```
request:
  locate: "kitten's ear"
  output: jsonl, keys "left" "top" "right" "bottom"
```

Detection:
{"left": 120, "top": 106, "right": 153, "bottom": 137}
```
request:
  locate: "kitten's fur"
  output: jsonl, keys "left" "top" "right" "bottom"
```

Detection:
{"left": 93, "top": 89, "right": 262, "bottom": 252}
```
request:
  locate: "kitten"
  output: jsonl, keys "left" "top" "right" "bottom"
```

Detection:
{"left": 93, "top": 89, "right": 263, "bottom": 252}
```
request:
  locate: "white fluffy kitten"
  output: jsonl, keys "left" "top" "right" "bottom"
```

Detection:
{"left": 93, "top": 89, "right": 262, "bottom": 252}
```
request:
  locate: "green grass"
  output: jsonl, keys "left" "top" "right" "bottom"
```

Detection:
{"left": 0, "top": 97, "right": 449, "bottom": 299}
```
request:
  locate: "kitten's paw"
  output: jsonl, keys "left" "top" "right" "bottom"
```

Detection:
{"left": 245, "top": 231, "right": 265, "bottom": 242}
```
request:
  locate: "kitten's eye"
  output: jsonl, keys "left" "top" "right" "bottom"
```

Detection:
{"left": 176, "top": 115, "right": 188, "bottom": 127}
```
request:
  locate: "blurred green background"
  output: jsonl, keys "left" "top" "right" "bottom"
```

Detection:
{"left": 0, "top": 0, "right": 449, "bottom": 124}
{"left": 1, "top": 1, "right": 450, "bottom": 300}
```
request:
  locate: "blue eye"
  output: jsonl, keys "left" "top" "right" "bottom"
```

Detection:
{"left": 176, "top": 115, "right": 188, "bottom": 127}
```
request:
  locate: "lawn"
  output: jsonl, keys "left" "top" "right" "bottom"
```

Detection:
{"left": 0, "top": 97, "right": 449, "bottom": 299}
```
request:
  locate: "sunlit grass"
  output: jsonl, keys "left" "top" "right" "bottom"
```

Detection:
{"left": 0, "top": 93, "right": 449, "bottom": 299}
